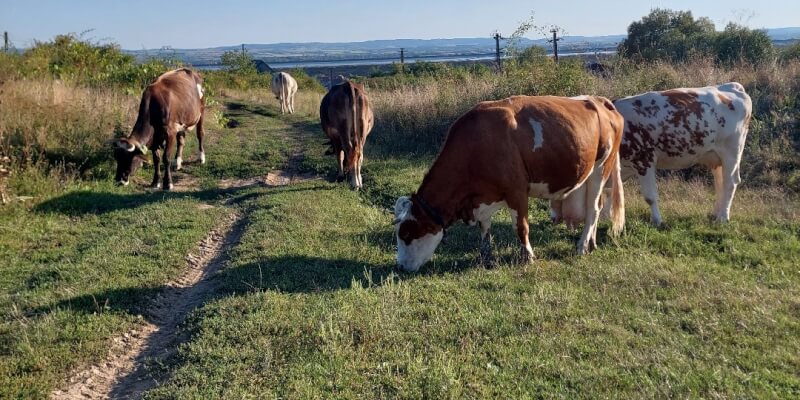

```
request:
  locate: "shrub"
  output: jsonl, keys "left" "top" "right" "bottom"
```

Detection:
{"left": 619, "top": 9, "right": 775, "bottom": 66}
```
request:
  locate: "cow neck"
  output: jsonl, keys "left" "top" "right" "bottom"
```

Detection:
{"left": 128, "top": 90, "right": 156, "bottom": 148}
{"left": 416, "top": 168, "right": 462, "bottom": 229}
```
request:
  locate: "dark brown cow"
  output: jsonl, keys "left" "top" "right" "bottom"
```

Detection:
{"left": 319, "top": 80, "right": 374, "bottom": 189}
{"left": 113, "top": 68, "right": 206, "bottom": 190}
{"left": 393, "top": 95, "right": 626, "bottom": 272}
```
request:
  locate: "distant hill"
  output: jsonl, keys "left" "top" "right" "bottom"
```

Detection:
{"left": 125, "top": 28, "right": 798, "bottom": 66}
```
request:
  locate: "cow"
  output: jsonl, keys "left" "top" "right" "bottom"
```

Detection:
{"left": 609, "top": 82, "right": 752, "bottom": 225}
{"left": 113, "top": 68, "right": 206, "bottom": 190}
{"left": 319, "top": 79, "right": 374, "bottom": 189}
{"left": 271, "top": 72, "right": 298, "bottom": 114}
{"left": 393, "top": 95, "right": 626, "bottom": 272}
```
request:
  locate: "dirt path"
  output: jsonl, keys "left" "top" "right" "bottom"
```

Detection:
{"left": 51, "top": 103, "right": 317, "bottom": 399}
{"left": 52, "top": 208, "right": 244, "bottom": 399}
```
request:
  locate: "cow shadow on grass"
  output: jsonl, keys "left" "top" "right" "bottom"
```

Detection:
{"left": 32, "top": 183, "right": 329, "bottom": 217}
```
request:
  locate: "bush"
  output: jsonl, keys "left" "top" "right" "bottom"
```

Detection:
{"left": 619, "top": 9, "right": 775, "bottom": 65}
{"left": 779, "top": 42, "right": 800, "bottom": 62}
{"left": 4, "top": 34, "right": 178, "bottom": 90}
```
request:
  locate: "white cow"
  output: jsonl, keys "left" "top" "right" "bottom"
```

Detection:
{"left": 271, "top": 72, "right": 298, "bottom": 114}
{"left": 610, "top": 82, "right": 752, "bottom": 225}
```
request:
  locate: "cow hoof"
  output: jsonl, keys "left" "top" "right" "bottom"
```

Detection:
{"left": 150, "top": 183, "right": 162, "bottom": 189}
{"left": 336, "top": 176, "right": 345, "bottom": 183}
{"left": 175, "top": 158, "right": 183, "bottom": 171}
{"left": 199, "top": 152, "right": 206, "bottom": 164}
{"left": 324, "top": 148, "right": 335, "bottom": 156}
{"left": 163, "top": 183, "right": 174, "bottom": 191}
{"left": 519, "top": 248, "right": 535, "bottom": 264}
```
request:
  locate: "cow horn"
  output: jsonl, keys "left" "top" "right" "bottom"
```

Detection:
{"left": 391, "top": 217, "right": 401, "bottom": 225}
{"left": 116, "top": 140, "right": 136, "bottom": 152}
{"left": 136, "top": 144, "right": 148, "bottom": 155}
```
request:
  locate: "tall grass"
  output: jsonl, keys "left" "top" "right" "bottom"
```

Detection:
{"left": 364, "top": 58, "right": 800, "bottom": 191}
{"left": 0, "top": 80, "right": 136, "bottom": 198}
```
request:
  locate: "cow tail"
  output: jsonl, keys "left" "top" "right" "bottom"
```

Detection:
{"left": 345, "top": 81, "right": 360, "bottom": 172}
{"left": 610, "top": 151, "right": 625, "bottom": 237}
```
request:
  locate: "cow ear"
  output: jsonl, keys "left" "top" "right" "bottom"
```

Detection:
{"left": 394, "top": 196, "right": 413, "bottom": 220}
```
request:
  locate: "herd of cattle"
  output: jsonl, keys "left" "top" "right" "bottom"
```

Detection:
{"left": 112, "top": 68, "right": 752, "bottom": 272}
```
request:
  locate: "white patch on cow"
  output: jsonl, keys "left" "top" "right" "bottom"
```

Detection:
{"left": 396, "top": 230, "right": 444, "bottom": 272}
{"left": 570, "top": 95, "right": 590, "bottom": 101}
{"left": 175, "top": 157, "right": 183, "bottom": 170}
{"left": 529, "top": 118, "right": 544, "bottom": 151}
{"left": 196, "top": 84, "right": 204, "bottom": 99}
{"left": 509, "top": 208, "right": 519, "bottom": 226}
{"left": 199, "top": 151, "right": 206, "bottom": 164}
{"left": 472, "top": 201, "right": 507, "bottom": 227}
{"left": 120, "top": 179, "right": 130, "bottom": 186}
{"left": 173, "top": 122, "right": 187, "bottom": 132}
{"left": 528, "top": 183, "right": 571, "bottom": 200}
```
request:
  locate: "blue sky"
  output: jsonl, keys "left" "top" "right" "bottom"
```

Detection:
{"left": 2, "top": 0, "right": 798, "bottom": 49}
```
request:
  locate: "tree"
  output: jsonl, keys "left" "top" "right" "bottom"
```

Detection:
{"left": 221, "top": 49, "right": 256, "bottom": 75}
{"left": 715, "top": 23, "right": 774, "bottom": 65}
{"left": 618, "top": 9, "right": 715, "bottom": 62}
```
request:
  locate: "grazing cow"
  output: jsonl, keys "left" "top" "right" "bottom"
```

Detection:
{"left": 320, "top": 80, "right": 374, "bottom": 189}
{"left": 612, "top": 82, "right": 752, "bottom": 225}
{"left": 113, "top": 68, "right": 206, "bottom": 190}
{"left": 271, "top": 72, "right": 298, "bottom": 114}
{"left": 393, "top": 95, "right": 626, "bottom": 272}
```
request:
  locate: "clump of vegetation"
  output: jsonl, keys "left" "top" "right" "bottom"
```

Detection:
{"left": 618, "top": 8, "right": 775, "bottom": 65}
{"left": 1, "top": 34, "right": 178, "bottom": 90}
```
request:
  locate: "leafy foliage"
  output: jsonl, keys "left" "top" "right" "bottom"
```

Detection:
{"left": 1, "top": 34, "right": 178, "bottom": 89}
{"left": 619, "top": 9, "right": 775, "bottom": 65}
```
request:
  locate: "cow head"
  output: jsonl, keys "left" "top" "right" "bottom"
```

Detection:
{"left": 393, "top": 196, "right": 444, "bottom": 272}
{"left": 113, "top": 138, "right": 147, "bottom": 186}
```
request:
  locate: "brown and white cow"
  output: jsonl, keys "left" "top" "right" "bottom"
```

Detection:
{"left": 320, "top": 79, "right": 374, "bottom": 189}
{"left": 612, "top": 82, "right": 751, "bottom": 225}
{"left": 113, "top": 68, "right": 206, "bottom": 190}
{"left": 271, "top": 72, "right": 298, "bottom": 114}
{"left": 393, "top": 95, "right": 626, "bottom": 272}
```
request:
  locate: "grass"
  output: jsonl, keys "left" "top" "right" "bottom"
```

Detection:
{"left": 145, "top": 161, "right": 800, "bottom": 398}
{"left": 1, "top": 63, "right": 799, "bottom": 398}
{"left": 0, "top": 92, "right": 318, "bottom": 398}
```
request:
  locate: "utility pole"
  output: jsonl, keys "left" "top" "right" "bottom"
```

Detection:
{"left": 493, "top": 31, "right": 503, "bottom": 70}
{"left": 400, "top": 48, "right": 405, "bottom": 74}
{"left": 548, "top": 29, "right": 561, "bottom": 62}
{"left": 329, "top": 68, "right": 334, "bottom": 89}
{"left": 241, "top": 43, "right": 245, "bottom": 55}
{"left": 3, "top": 32, "right": 8, "bottom": 53}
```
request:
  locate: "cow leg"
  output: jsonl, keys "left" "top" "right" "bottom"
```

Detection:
{"left": 351, "top": 152, "right": 364, "bottom": 190}
{"left": 716, "top": 157, "right": 742, "bottom": 223}
{"left": 478, "top": 219, "right": 494, "bottom": 264}
{"left": 711, "top": 165, "right": 724, "bottom": 218}
{"left": 509, "top": 199, "right": 534, "bottom": 263}
{"left": 336, "top": 147, "right": 345, "bottom": 183}
{"left": 162, "top": 133, "right": 177, "bottom": 190}
{"left": 197, "top": 111, "right": 206, "bottom": 164}
{"left": 577, "top": 168, "right": 605, "bottom": 255}
{"left": 175, "top": 132, "right": 185, "bottom": 171}
{"left": 289, "top": 92, "right": 295, "bottom": 114}
{"left": 639, "top": 167, "right": 663, "bottom": 226}
{"left": 150, "top": 148, "right": 162, "bottom": 189}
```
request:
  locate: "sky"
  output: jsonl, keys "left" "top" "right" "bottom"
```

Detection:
{"left": 2, "top": 0, "right": 798, "bottom": 49}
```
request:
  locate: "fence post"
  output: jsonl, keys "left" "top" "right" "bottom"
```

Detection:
{"left": 548, "top": 29, "right": 561, "bottom": 63}
{"left": 3, "top": 32, "right": 8, "bottom": 53}
{"left": 400, "top": 48, "right": 405, "bottom": 74}
{"left": 494, "top": 32, "right": 502, "bottom": 70}
{"left": 329, "top": 68, "right": 334, "bottom": 89}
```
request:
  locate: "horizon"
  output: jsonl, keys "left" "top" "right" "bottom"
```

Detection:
{"left": 3, "top": 1, "right": 800, "bottom": 50}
